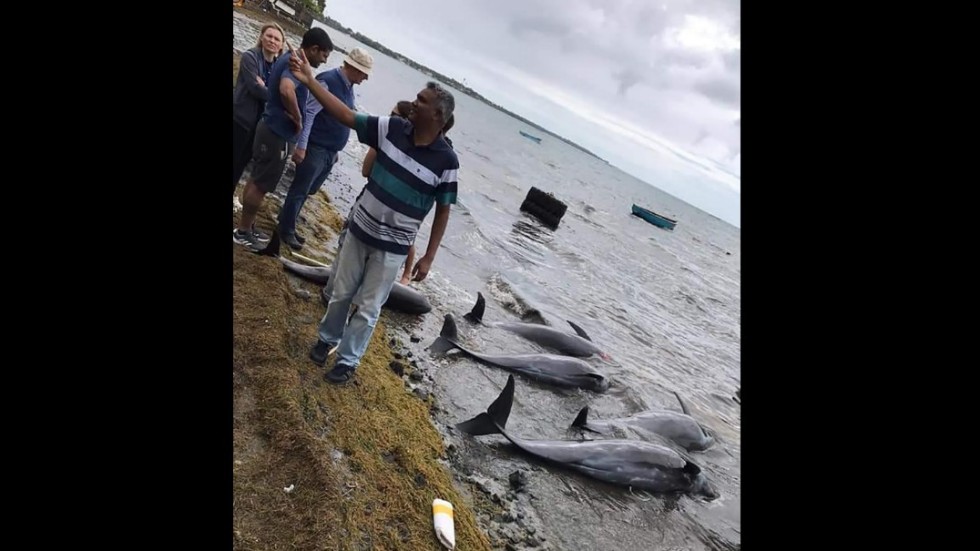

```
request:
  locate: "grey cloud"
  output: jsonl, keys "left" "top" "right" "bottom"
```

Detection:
{"left": 695, "top": 76, "right": 739, "bottom": 106}
{"left": 613, "top": 68, "right": 645, "bottom": 96}
{"left": 722, "top": 50, "right": 740, "bottom": 72}
{"left": 660, "top": 48, "right": 713, "bottom": 70}
{"left": 631, "top": 3, "right": 672, "bottom": 37}
{"left": 510, "top": 16, "right": 572, "bottom": 39}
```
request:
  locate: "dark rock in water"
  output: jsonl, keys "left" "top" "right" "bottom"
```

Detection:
{"left": 409, "top": 370, "right": 424, "bottom": 382}
{"left": 520, "top": 186, "right": 567, "bottom": 229}
{"left": 413, "top": 387, "right": 430, "bottom": 401}
{"left": 509, "top": 470, "right": 529, "bottom": 492}
{"left": 410, "top": 334, "right": 421, "bottom": 343}
{"left": 389, "top": 361, "right": 405, "bottom": 376}
{"left": 393, "top": 352, "right": 403, "bottom": 360}
{"left": 406, "top": 351, "right": 413, "bottom": 358}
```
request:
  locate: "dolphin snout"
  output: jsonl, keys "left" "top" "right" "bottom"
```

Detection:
{"left": 694, "top": 476, "right": 720, "bottom": 501}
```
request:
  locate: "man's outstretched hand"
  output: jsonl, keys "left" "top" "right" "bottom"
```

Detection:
{"left": 289, "top": 48, "right": 315, "bottom": 85}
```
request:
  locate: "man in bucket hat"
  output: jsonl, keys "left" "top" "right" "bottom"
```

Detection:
{"left": 277, "top": 47, "right": 374, "bottom": 250}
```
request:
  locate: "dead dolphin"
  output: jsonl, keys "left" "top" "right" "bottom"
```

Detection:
{"left": 279, "top": 257, "right": 432, "bottom": 315}
{"left": 570, "top": 392, "right": 715, "bottom": 452}
{"left": 429, "top": 314, "right": 609, "bottom": 393}
{"left": 457, "top": 375, "right": 718, "bottom": 500}
{"left": 463, "top": 292, "right": 610, "bottom": 359}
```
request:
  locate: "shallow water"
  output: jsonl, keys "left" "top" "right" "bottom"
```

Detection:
{"left": 234, "top": 11, "right": 740, "bottom": 550}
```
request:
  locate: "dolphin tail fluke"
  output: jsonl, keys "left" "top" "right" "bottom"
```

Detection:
{"left": 428, "top": 314, "right": 461, "bottom": 355}
{"left": 566, "top": 320, "right": 592, "bottom": 342}
{"left": 463, "top": 292, "right": 486, "bottom": 323}
{"left": 456, "top": 374, "right": 514, "bottom": 435}
{"left": 254, "top": 229, "right": 281, "bottom": 257}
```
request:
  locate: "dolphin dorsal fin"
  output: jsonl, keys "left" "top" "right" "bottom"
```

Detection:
{"left": 566, "top": 320, "right": 592, "bottom": 341}
{"left": 673, "top": 391, "right": 691, "bottom": 416}
{"left": 571, "top": 406, "right": 590, "bottom": 428}
{"left": 674, "top": 392, "right": 712, "bottom": 439}
{"left": 464, "top": 292, "right": 486, "bottom": 324}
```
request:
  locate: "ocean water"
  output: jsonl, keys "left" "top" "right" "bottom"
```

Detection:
{"left": 235, "top": 11, "right": 740, "bottom": 550}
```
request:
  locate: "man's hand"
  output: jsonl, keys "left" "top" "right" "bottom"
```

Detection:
{"left": 289, "top": 49, "right": 315, "bottom": 85}
{"left": 292, "top": 148, "right": 306, "bottom": 165}
{"left": 411, "top": 256, "right": 434, "bottom": 282}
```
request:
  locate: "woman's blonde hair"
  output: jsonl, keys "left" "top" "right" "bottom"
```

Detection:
{"left": 256, "top": 23, "right": 285, "bottom": 54}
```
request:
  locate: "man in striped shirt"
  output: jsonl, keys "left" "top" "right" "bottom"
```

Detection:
{"left": 289, "top": 49, "right": 458, "bottom": 384}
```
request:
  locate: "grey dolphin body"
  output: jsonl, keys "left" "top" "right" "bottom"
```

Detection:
{"left": 279, "top": 257, "right": 432, "bottom": 315}
{"left": 463, "top": 292, "right": 610, "bottom": 359}
{"left": 429, "top": 314, "right": 609, "bottom": 393}
{"left": 570, "top": 392, "right": 715, "bottom": 452}
{"left": 457, "top": 375, "right": 718, "bottom": 500}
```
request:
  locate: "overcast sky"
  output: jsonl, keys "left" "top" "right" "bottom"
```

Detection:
{"left": 325, "top": 0, "right": 741, "bottom": 226}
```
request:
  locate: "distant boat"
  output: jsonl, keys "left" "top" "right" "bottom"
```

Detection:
{"left": 519, "top": 130, "right": 542, "bottom": 143}
{"left": 631, "top": 204, "right": 677, "bottom": 230}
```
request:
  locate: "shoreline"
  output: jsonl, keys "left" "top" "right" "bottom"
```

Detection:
{"left": 232, "top": 8, "right": 540, "bottom": 549}
{"left": 232, "top": 160, "right": 495, "bottom": 549}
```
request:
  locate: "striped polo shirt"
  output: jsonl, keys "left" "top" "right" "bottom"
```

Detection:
{"left": 348, "top": 113, "right": 459, "bottom": 255}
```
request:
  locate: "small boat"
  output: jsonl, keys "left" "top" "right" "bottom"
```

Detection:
{"left": 519, "top": 130, "right": 542, "bottom": 143}
{"left": 631, "top": 204, "right": 677, "bottom": 230}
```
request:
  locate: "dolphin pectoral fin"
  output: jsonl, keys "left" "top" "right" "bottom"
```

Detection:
{"left": 682, "top": 460, "right": 701, "bottom": 476}
{"left": 566, "top": 320, "right": 592, "bottom": 341}
{"left": 463, "top": 292, "right": 486, "bottom": 323}
{"left": 457, "top": 375, "right": 515, "bottom": 434}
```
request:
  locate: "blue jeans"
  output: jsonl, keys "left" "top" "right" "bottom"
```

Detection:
{"left": 278, "top": 144, "right": 337, "bottom": 237}
{"left": 317, "top": 233, "right": 407, "bottom": 369}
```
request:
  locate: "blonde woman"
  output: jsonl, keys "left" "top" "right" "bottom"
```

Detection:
{"left": 233, "top": 23, "right": 284, "bottom": 199}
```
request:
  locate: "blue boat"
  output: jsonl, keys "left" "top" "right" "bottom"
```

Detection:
{"left": 519, "top": 130, "right": 542, "bottom": 143}
{"left": 631, "top": 204, "right": 677, "bottom": 230}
